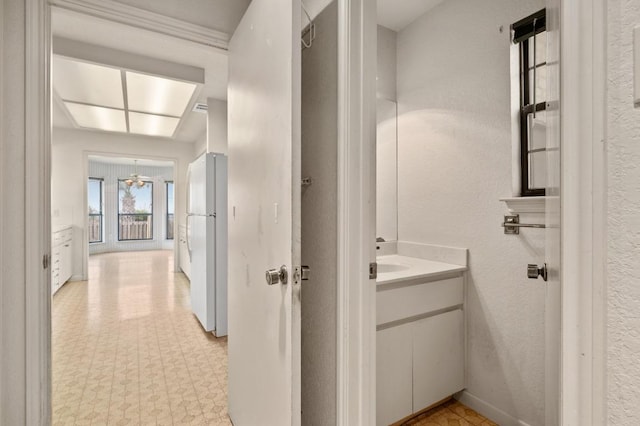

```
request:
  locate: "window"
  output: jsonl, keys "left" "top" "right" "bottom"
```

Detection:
{"left": 118, "top": 180, "right": 153, "bottom": 241}
{"left": 512, "top": 9, "right": 546, "bottom": 197}
{"left": 88, "top": 178, "right": 103, "bottom": 243}
{"left": 166, "top": 181, "right": 174, "bottom": 240}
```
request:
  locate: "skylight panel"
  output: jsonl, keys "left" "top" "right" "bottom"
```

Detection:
{"left": 126, "top": 72, "right": 197, "bottom": 117}
{"left": 65, "top": 103, "right": 127, "bottom": 133}
{"left": 128, "top": 112, "right": 180, "bottom": 138}
{"left": 53, "top": 56, "right": 124, "bottom": 109}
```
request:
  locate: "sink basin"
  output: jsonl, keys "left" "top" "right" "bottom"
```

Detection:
{"left": 377, "top": 262, "right": 411, "bottom": 273}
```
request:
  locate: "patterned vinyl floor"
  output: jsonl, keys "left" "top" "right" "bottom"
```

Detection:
{"left": 53, "top": 250, "right": 496, "bottom": 426}
{"left": 52, "top": 250, "right": 229, "bottom": 425}
{"left": 403, "top": 399, "right": 498, "bottom": 426}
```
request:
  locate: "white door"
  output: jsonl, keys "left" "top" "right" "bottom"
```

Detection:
{"left": 227, "top": 0, "right": 302, "bottom": 425}
{"left": 544, "top": 4, "right": 561, "bottom": 424}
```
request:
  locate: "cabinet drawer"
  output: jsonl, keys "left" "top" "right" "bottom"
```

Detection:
{"left": 377, "top": 276, "right": 463, "bottom": 326}
{"left": 53, "top": 227, "right": 72, "bottom": 246}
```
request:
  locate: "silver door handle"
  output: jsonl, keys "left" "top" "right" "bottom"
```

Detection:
{"left": 266, "top": 265, "right": 288, "bottom": 285}
{"left": 527, "top": 263, "right": 548, "bottom": 281}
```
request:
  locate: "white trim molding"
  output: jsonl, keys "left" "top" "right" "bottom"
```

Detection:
{"left": 25, "top": 0, "right": 52, "bottom": 423}
{"left": 560, "top": 0, "right": 607, "bottom": 423}
{"left": 49, "top": 0, "right": 230, "bottom": 50}
{"left": 336, "top": 0, "right": 376, "bottom": 424}
{"left": 500, "top": 196, "right": 549, "bottom": 214}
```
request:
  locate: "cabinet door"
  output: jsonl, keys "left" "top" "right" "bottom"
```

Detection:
{"left": 412, "top": 309, "right": 464, "bottom": 412}
{"left": 60, "top": 242, "right": 72, "bottom": 283}
{"left": 179, "top": 227, "right": 191, "bottom": 280}
{"left": 377, "top": 323, "right": 413, "bottom": 426}
{"left": 51, "top": 250, "right": 61, "bottom": 294}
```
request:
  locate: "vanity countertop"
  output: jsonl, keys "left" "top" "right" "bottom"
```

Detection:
{"left": 376, "top": 254, "right": 466, "bottom": 286}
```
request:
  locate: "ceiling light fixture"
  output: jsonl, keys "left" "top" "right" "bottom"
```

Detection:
{"left": 123, "top": 160, "right": 151, "bottom": 187}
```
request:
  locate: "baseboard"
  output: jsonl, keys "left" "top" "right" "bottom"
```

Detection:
{"left": 455, "top": 391, "right": 533, "bottom": 426}
{"left": 69, "top": 274, "right": 85, "bottom": 282}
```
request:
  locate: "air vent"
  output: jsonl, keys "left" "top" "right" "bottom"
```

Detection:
{"left": 192, "top": 102, "right": 208, "bottom": 113}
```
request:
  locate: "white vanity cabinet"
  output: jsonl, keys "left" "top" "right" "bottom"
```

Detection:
{"left": 412, "top": 309, "right": 464, "bottom": 411}
{"left": 178, "top": 224, "right": 191, "bottom": 280}
{"left": 377, "top": 322, "right": 413, "bottom": 425}
{"left": 52, "top": 226, "right": 73, "bottom": 295}
{"left": 376, "top": 269, "right": 465, "bottom": 426}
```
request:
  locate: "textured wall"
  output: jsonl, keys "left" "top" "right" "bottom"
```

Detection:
{"left": 0, "top": 0, "right": 27, "bottom": 422}
{"left": 301, "top": 2, "right": 338, "bottom": 423}
{"left": 607, "top": 1, "right": 640, "bottom": 424}
{"left": 395, "top": 0, "right": 546, "bottom": 424}
{"left": 377, "top": 25, "right": 397, "bottom": 101}
{"left": 87, "top": 161, "right": 173, "bottom": 255}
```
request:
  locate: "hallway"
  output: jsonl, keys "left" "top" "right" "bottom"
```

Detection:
{"left": 52, "top": 250, "right": 229, "bottom": 425}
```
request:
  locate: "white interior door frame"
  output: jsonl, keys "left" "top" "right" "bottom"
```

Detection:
{"left": 25, "top": 0, "right": 52, "bottom": 424}
{"left": 560, "top": 0, "right": 607, "bottom": 423}
{"left": 336, "top": 0, "right": 377, "bottom": 424}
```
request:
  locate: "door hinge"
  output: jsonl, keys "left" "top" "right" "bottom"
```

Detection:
{"left": 43, "top": 254, "right": 50, "bottom": 270}
{"left": 369, "top": 262, "right": 377, "bottom": 279}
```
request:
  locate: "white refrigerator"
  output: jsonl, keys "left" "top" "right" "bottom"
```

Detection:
{"left": 187, "top": 153, "right": 227, "bottom": 336}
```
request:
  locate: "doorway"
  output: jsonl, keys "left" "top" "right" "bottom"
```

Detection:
{"left": 47, "top": 4, "right": 231, "bottom": 424}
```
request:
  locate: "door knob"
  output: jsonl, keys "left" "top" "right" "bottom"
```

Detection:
{"left": 266, "top": 265, "right": 288, "bottom": 285}
{"left": 527, "top": 263, "right": 548, "bottom": 281}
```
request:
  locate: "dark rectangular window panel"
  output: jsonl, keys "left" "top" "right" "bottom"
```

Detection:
{"left": 88, "top": 177, "right": 103, "bottom": 243}
{"left": 166, "top": 181, "right": 174, "bottom": 240}
{"left": 118, "top": 179, "right": 153, "bottom": 241}
{"left": 514, "top": 9, "right": 547, "bottom": 197}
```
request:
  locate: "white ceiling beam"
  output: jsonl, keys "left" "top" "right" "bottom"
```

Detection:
{"left": 49, "top": 0, "right": 230, "bottom": 50}
{"left": 53, "top": 36, "right": 205, "bottom": 85}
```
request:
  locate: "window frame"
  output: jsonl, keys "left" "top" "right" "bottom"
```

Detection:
{"left": 513, "top": 9, "right": 547, "bottom": 197}
{"left": 166, "top": 181, "right": 174, "bottom": 240}
{"left": 117, "top": 179, "right": 154, "bottom": 241}
{"left": 88, "top": 177, "right": 104, "bottom": 243}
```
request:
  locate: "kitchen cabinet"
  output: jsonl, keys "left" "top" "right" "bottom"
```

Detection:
{"left": 179, "top": 224, "right": 191, "bottom": 280}
{"left": 52, "top": 226, "right": 73, "bottom": 295}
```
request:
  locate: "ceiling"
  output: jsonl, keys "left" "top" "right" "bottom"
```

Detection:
{"left": 110, "top": 0, "right": 251, "bottom": 35}
{"left": 89, "top": 155, "right": 174, "bottom": 168}
{"left": 51, "top": 4, "right": 236, "bottom": 143}
{"left": 377, "top": 0, "right": 444, "bottom": 32}
{"left": 52, "top": 0, "right": 444, "bottom": 141}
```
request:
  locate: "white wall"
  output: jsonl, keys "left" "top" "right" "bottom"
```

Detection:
{"left": 207, "top": 97, "right": 228, "bottom": 154}
{"left": 51, "top": 128, "right": 195, "bottom": 279}
{"left": 376, "top": 98, "right": 397, "bottom": 241}
{"left": 87, "top": 161, "right": 173, "bottom": 254}
{"left": 395, "top": 1, "right": 545, "bottom": 424}
{"left": 193, "top": 131, "right": 206, "bottom": 158}
{"left": 377, "top": 25, "right": 397, "bottom": 101}
{"left": 607, "top": 1, "right": 640, "bottom": 424}
{"left": 0, "top": 0, "right": 28, "bottom": 422}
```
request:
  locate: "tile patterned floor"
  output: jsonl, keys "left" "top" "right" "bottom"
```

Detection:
{"left": 402, "top": 399, "right": 498, "bottom": 426}
{"left": 52, "top": 250, "right": 230, "bottom": 425}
